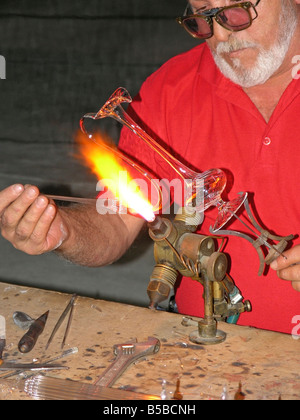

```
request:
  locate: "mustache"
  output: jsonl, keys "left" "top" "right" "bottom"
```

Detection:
{"left": 216, "top": 38, "right": 259, "bottom": 54}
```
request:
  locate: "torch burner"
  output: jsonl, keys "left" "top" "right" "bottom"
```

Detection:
{"left": 146, "top": 208, "right": 252, "bottom": 345}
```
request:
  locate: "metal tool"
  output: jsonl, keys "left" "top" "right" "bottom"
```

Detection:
{"left": 45, "top": 195, "right": 96, "bottom": 205}
{"left": 13, "top": 311, "right": 35, "bottom": 330}
{"left": 0, "top": 362, "right": 67, "bottom": 371}
{"left": 147, "top": 209, "right": 251, "bottom": 345}
{"left": 18, "top": 310, "right": 49, "bottom": 353}
{"left": 94, "top": 336, "right": 160, "bottom": 387}
{"left": 0, "top": 347, "right": 78, "bottom": 380}
{"left": 24, "top": 375, "right": 160, "bottom": 400}
{"left": 45, "top": 294, "right": 77, "bottom": 350}
{"left": 0, "top": 315, "right": 6, "bottom": 363}
{"left": 210, "top": 197, "right": 294, "bottom": 276}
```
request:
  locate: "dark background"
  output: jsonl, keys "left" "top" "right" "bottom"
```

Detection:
{"left": 0, "top": 0, "right": 199, "bottom": 306}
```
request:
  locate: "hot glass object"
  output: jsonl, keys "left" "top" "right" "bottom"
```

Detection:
{"left": 80, "top": 87, "right": 247, "bottom": 231}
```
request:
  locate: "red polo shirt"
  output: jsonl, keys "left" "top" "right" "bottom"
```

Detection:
{"left": 119, "top": 43, "right": 300, "bottom": 334}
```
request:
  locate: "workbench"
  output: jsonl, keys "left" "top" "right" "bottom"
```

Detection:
{"left": 0, "top": 281, "right": 299, "bottom": 400}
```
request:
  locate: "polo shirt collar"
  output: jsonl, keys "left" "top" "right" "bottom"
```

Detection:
{"left": 197, "top": 43, "right": 264, "bottom": 120}
{"left": 197, "top": 43, "right": 300, "bottom": 124}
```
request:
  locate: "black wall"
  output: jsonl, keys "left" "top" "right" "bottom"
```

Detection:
{"left": 0, "top": 1, "right": 200, "bottom": 305}
{"left": 1, "top": 0, "right": 195, "bottom": 146}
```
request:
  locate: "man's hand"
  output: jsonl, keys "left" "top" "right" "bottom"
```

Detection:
{"left": 0, "top": 184, "right": 68, "bottom": 255}
{"left": 270, "top": 245, "right": 300, "bottom": 292}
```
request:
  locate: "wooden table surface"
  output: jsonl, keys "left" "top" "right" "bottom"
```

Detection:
{"left": 0, "top": 281, "right": 299, "bottom": 400}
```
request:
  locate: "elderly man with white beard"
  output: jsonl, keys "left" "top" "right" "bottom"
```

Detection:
{"left": 0, "top": 0, "right": 299, "bottom": 335}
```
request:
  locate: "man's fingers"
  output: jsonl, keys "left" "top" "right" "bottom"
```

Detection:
{"left": 1, "top": 186, "right": 39, "bottom": 235}
{"left": 29, "top": 203, "right": 57, "bottom": 247}
{"left": 270, "top": 246, "right": 300, "bottom": 270}
{"left": 0, "top": 185, "right": 66, "bottom": 255}
{"left": 0, "top": 184, "right": 24, "bottom": 215}
{"left": 292, "top": 281, "right": 300, "bottom": 292}
{"left": 14, "top": 196, "right": 50, "bottom": 242}
{"left": 277, "top": 264, "right": 300, "bottom": 281}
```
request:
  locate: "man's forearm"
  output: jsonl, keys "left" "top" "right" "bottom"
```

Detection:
{"left": 55, "top": 204, "right": 144, "bottom": 267}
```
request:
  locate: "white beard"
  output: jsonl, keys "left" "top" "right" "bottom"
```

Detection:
{"left": 210, "top": 3, "right": 298, "bottom": 88}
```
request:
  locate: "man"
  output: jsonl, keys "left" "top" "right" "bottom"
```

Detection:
{"left": 0, "top": 0, "right": 299, "bottom": 334}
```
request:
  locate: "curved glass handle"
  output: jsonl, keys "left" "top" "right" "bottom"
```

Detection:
{"left": 82, "top": 87, "right": 198, "bottom": 181}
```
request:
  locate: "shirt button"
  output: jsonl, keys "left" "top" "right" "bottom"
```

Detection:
{"left": 263, "top": 137, "right": 271, "bottom": 146}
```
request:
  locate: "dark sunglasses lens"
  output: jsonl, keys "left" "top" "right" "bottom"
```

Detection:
{"left": 183, "top": 17, "right": 212, "bottom": 39}
{"left": 218, "top": 8, "right": 251, "bottom": 30}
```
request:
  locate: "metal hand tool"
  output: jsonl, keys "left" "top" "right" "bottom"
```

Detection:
{"left": 13, "top": 311, "right": 35, "bottom": 330}
{"left": 210, "top": 197, "right": 294, "bottom": 276}
{"left": 0, "top": 315, "right": 6, "bottom": 363}
{"left": 46, "top": 195, "right": 96, "bottom": 205}
{"left": 45, "top": 294, "right": 77, "bottom": 350}
{"left": 18, "top": 311, "right": 49, "bottom": 353}
{"left": 94, "top": 336, "right": 160, "bottom": 387}
{"left": 0, "top": 362, "right": 67, "bottom": 371}
{"left": 0, "top": 347, "right": 78, "bottom": 379}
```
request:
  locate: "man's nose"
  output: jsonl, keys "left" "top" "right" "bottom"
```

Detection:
{"left": 212, "top": 21, "right": 232, "bottom": 42}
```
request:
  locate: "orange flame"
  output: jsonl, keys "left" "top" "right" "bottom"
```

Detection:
{"left": 75, "top": 131, "right": 156, "bottom": 222}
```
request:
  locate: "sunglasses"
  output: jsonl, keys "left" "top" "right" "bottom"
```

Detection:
{"left": 177, "top": 1, "right": 261, "bottom": 39}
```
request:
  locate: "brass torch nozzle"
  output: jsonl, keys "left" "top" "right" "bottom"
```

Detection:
{"left": 147, "top": 216, "right": 177, "bottom": 309}
{"left": 148, "top": 216, "right": 171, "bottom": 238}
{"left": 147, "top": 209, "right": 208, "bottom": 310}
{"left": 147, "top": 264, "right": 178, "bottom": 310}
